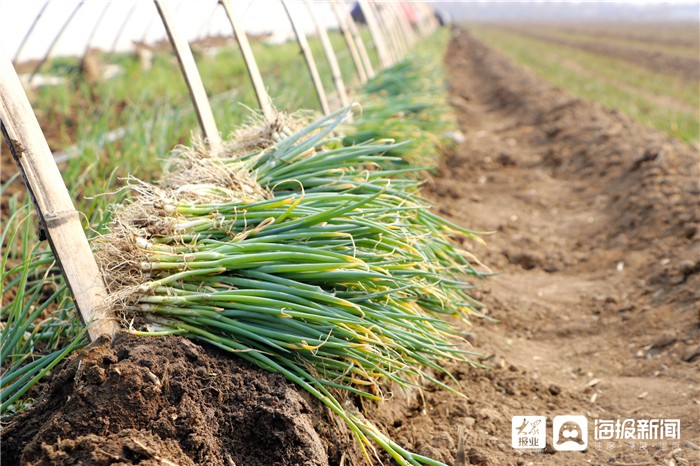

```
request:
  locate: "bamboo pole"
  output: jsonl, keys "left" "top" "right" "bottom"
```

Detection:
{"left": 370, "top": 3, "right": 395, "bottom": 64}
{"left": 197, "top": 1, "right": 221, "bottom": 40}
{"left": 281, "top": 0, "right": 330, "bottom": 115}
{"left": 415, "top": 3, "right": 431, "bottom": 37}
{"left": 29, "top": 1, "right": 85, "bottom": 85}
{"left": 397, "top": 3, "right": 417, "bottom": 47}
{"left": 395, "top": 4, "right": 412, "bottom": 54}
{"left": 0, "top": 54, "right": 118, "bottom": 342}
{"left": 390, "top": 3, "right": 412, "bottom": 56}
{"left": 340, "top": 0, "right": 374, "bottom": 79}
{"left": 393, "top": 3, "right": 410, "bottom": 48}
{"left": 111, "top": 0, "right": 139, "bottom": 54}
{"left": 141, "top": 0, "right": 186, "bottom": 45}
{"left": 82, "top": 1, "right": 111, "bottom": 60}
{"left": 305, "top": 0, "right": 349, "bottom": 109}
{"left": 381, "top": 3, "right": 404, "bottom": 62}
{"left": 423, "top": 3, "right": 439, "bottom": 34}
{"left": 329, "top": 0, "right": 366, "bottom": 83}
{"left": 358, "top": 0, "right": 391, "bottom": 70}
{"left": 376, "top": 3, "right": 401, "bottom": 64}
{"left": 140, "top": 9, "right": 158, "bottom": 44}
{"left": 13, "top": 0, "right": 50, "bottom": 63}
{"left": 411, "top": 3, "right": 425, "bottom": 38}
{"left": 154, "top": 0, "right": 222, "bottom": 152}
{"left": 219, "top": 0, "right": 274, "bottom": 122}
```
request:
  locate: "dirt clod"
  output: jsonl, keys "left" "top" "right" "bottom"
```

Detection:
{"left": 547, "top": 384, "right": 562, "bottom": 396}
{"left": 681, "top": 346, "right": 700, "bottom": 363}
{"left": 1, "top": 333, "right": 357, "bottom": 466}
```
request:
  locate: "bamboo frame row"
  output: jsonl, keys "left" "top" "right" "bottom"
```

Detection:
{"left": 1, "top": 0, "right": 440, "bottom": 341}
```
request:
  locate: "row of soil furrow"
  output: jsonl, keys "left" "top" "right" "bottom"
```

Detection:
{"left": 500, "top": 25, "right": 700, "bottom": 82}
{"left": 505, "top": 23, "right": 699, "bottom": 58}
{"left": 543, "top": 22, "right": 700, "bottom": 49}
{"left": 371, "top": 27, "right": 698, "bottom": 465}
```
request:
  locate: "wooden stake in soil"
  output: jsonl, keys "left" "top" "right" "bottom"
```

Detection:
{"left": 329, "top": 0, "right": 367, "bottom": 83}
{"left": 304, "top": 0, "right": 349, "bottom": 109}
{"left": 358, "top": 0, "right": 391, "bottom": 70}
{"left": 341, "top": 0, "right": 375, "bottom": 79}
{"left": 219, "top": 0, "right": 274, "bottom": 122}
{"left": 29, "top": 1, "right": 85, "bottom": 85}
{"left": 395, "top": 3, "right": 416, "bottom": 48}
{"left": 154, "top": 0, "right": 222, "bottom": 152}
{"left": 378, "top": 3, "right": 404, "bottom": 63}
{"left": 388, "top": 4, "right": 410, "bottom": 59}
{"left": 369, "top": 3, "right": 397, "bottom": 65}
{"left": 281, "top": 0, "right": 331, "bottom": 115}
{"left": 411, "top": 3, "right": 426, "bottom": 38}
{"left": 142, "top": 0, "right": 187, "bottom": 45}
{"left": 414, "top": 3, "right": 433, "bottom": 38}
{"left": 421, "top": 3, "right": 439, "bottom": 34}
{"left": 379, "top": 4, "right": 402, "bottom": 64}
{"left": 0, "top": 55, "right": 118, "bottom": 342}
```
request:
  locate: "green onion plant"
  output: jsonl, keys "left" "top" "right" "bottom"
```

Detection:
{"left": 94, "top": 107, "right": 486, "bottom": 465}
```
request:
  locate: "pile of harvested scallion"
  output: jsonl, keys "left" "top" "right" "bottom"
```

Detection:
{"left": 343, "top": 41, "right": 456, "bottom": 169}
{"left": 93, "top": 106, "right": 486, "bottom": 466}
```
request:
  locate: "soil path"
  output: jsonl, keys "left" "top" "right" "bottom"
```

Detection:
{"left": 374, "top": 28, "right": 699, "bottom": 466}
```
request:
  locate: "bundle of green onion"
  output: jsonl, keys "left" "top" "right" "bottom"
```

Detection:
{"left": 96, "top": 107, "right": 485, "bottom": 465}
{"left": 344, "top": 33, "right": 456, "bottom": 169}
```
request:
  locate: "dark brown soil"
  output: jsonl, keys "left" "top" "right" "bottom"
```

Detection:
{"left": 1, "top": 333, "right": 359, "bottom": 466}
{"left": 2, "top": 27, "right": 699, "bottom": 466}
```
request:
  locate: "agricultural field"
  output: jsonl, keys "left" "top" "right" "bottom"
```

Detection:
{"left": 2, "top": 11, "right": 699, "bottom": 466}
{"left": 471, "top": 22, "right": 700, "bottom": 146}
